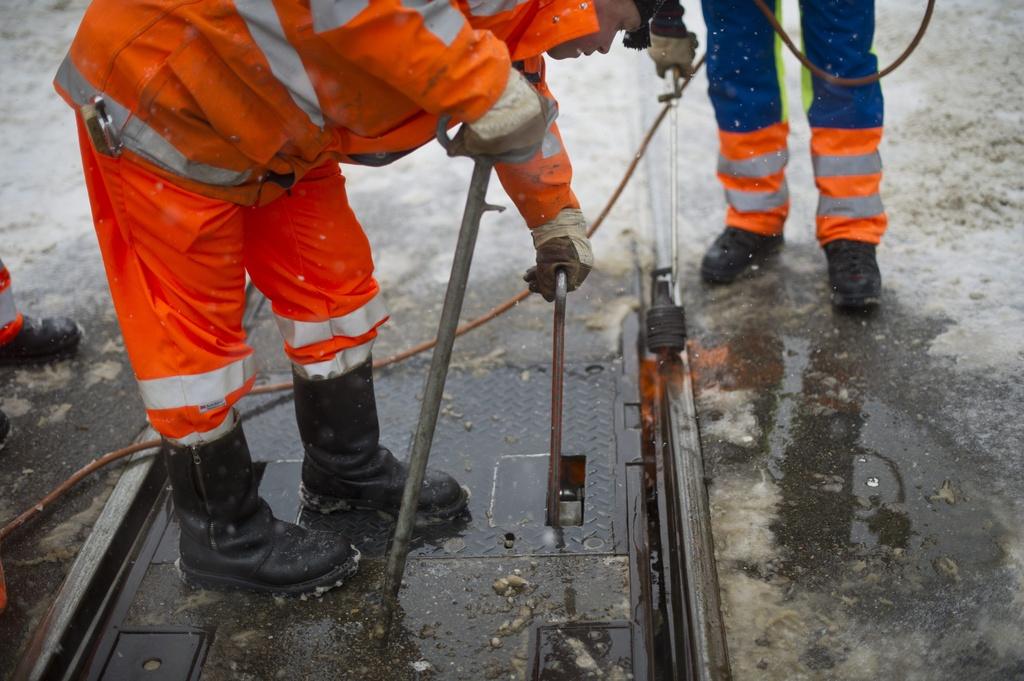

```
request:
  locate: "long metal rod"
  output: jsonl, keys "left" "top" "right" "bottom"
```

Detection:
{"left": 545, "top": 269, "right": 568, "bottom": 527}
{"left": 668, "top": 71, "right": 680, "bottom": 291}
{"left": 382, "top": 158, "right": 493, "bottom": 614}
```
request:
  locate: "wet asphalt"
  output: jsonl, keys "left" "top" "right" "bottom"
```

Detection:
{"left": 683, "top": 242, "right": 1023, "bottom": 680}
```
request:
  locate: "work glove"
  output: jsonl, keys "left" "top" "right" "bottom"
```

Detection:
{"left": 447, "top": 70, "right": 555, "bottom": 164}
{"left": 524, "top": 208, "right": 594, "bottom": 302}
{"left": 648, "top": 32, "right": 699, "bottom": 78}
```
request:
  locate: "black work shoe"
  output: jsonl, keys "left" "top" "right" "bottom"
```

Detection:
{"left": 701, "top": 227, "right": 784, "bottom": 284}
{"left": 294, "top": 359, "right": 470, "bottom": 524}
{"left": 0, "top": 315, "right": 81, "bottom": 365}
{"left": 824, "top": 240, "right": 882, "bottom": 309}
{"left": 164, "top": 417, "right": 360, "bottom": 596}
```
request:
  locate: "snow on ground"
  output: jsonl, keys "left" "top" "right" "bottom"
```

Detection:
{"left": 0, "top": 0, "right": 92, "bottom": 275}
{"left": 880, "top": 1, "right": 1024, "bottom": 372}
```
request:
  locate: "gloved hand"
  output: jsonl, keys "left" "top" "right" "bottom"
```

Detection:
{"left": 447, "top": 69, "right": 554, "bottom": 164}
{"left": 648, "top": 32, "right": 699, "bottom": 78}
{"left": 524, "top": 208, "right": 593, "bottom": 301}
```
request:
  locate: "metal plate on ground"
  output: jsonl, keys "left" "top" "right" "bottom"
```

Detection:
{"left": 529, "top": 621, "right": 634, "bottom": 680}
{"left": 77, "top": 317, "right": 658, "bottom": 681}
{"left": 156, "top": 364, "right": 625, "bottom": 559}
{"left": 98, "top": 628, "right": 206, "bottom": 681}
{"left": 489, "top": 454, "right": 557, "bottom": 528}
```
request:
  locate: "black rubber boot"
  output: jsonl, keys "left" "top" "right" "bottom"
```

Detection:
{"left": 824, "top": 239, "right": 882, "bottom": 309}
{"left": 0, "top": 315, "right": 81, "bottom": 365}
{"left": 701, "top": 227, "right": 784, "bottom": 284}
{"left": 294, "top": 359, "right": 470, "bottom": 524}
{"left": 163, "top": 416, "right": 359, "bottom": 596}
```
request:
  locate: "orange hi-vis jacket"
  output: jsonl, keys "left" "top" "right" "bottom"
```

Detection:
{"left": 54, "top": 0, "right": 598, "bottom": 219}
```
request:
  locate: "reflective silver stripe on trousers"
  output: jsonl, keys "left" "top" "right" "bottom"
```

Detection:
{"left": 137, "top": 354, "right": 257, "bottom": 412}
{"left": 812, "top": 151, "right": 882, "bottom": 178}
{"left": 402, "top": 0, "right": 466, "bottom": 46}
{"left": 717, "top": 149, "right": 789, "bottom": 179}
{"left": 275, "top": 292, "right": 389, "bottom": 349}
{"left": 466, "top": 0, "right": 531, "bottom": 17}
{"left": 292, "top": 339, "right": 374, "bottom": 380}
{"left": 55, "top": 56, "right": 250, "bottom": 187}
{"left": 234, "top": 0, "right": 325, "bottom": 128}
{"left": 818, "top": 194, "right": 884, "bottom": 218}
{"left": 167, "top": 409, "right": 238, "bottom": 446}
{"left": 725, "top": 183, "right": 790, "bottom": 212}
{"left": 310, "top": 0, "right": 370, "bottom": 32}
{"left": 0, "top": 288, "right": 17, "bottom": 328}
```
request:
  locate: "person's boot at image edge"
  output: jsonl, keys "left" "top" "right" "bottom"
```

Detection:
{"left": 0, "top": 314, "right": 81, "bottom": 365}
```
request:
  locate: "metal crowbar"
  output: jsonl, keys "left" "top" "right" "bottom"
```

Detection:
{"left": 379, "top": 118, "right": 502, "bottom": 634}
{"left": 545, "top": 269, "right": 569, "bottom": 527}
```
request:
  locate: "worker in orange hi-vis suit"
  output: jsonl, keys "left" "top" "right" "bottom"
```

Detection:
{"left": 56, "top": 0, "right": 661, "bottom": 596}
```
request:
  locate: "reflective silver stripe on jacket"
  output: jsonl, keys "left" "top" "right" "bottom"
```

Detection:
{"left": 292, "top": 340, "right": 374, "bottom": 380}
{"left": 311, "top": 0, "right": 370, "bottom": 32}
{"left": 718, "top": 149, "right": 788, "bottom": 179}
{"left": 725, "top": 184, "right": 790, "bottom": 213}
{"left": 818, "top": 194, "right": 884, "bottom": 218}
{"left": 0, "top": 288, "right": 17, "bottom": 328}
{"left": 812, "top": 151, "right": 882, "bottom": 178}
{"left": 55, "top": 56, "right": 251, "bottom": 187}
{"left": 402, "top": 0, "right": 466, "bottom": 46}
{"left": 235, "top": 0, "right": 326, "bottom": 128}
{"left": 137, "top": 355, "right": 257, "bottom": 412}
{"left": 275, "top": 293, "right": 389, "bottom": 349}
{"left": 466, "top": 0, "right": 531, "bottom": 17}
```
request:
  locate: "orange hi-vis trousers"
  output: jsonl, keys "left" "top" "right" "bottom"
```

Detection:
{"left": 705, "top": 0, "right": 887, "bottom": 245}
{"left": 78, "top": 119, "right": 388, "bottom": 443}
{"left": 0, "top": 258, "right": 24, "bottom": 345}
{"left": 717, "top": 124, "right": 886, "bottom": 245}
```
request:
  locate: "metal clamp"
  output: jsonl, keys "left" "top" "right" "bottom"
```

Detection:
{"left": 80, "top": 95, "right": 122, "bottom": 158}
{"left": 657, "top": 67, "right": 686, "bottom": 103}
